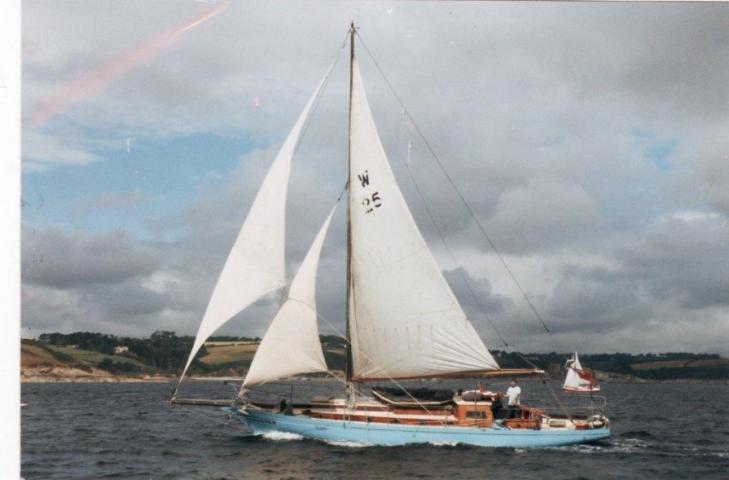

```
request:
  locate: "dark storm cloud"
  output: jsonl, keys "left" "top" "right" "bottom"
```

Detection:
{"left": 444, "top": 267, "right": 514, "bottom": 346}
{"left": 545, "top": 211, "right": 729, "bottom": 338}
{"left": 88, "top": 282, "right": 167, "bottom": 317}
{"left": 484, "top": 179, "right": 599, "bottom": 254}
{"left": 546, "top": 264, "right": 649, "bottom": 334}
{"left": 617, "top": 212, "right": 729, "bottom": 310}
{"left": 22, "top": 228, "right": 160, "bottom": 289}
{"left": 445, "top": 267, "right": 509, "bottom": 316}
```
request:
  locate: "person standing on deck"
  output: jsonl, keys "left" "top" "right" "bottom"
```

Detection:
{"left": 505, "top": 379, "right": 521, "bottom": 419}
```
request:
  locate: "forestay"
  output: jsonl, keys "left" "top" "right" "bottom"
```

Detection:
{"left": 243, "top": 206, "right": 336, "bottom": 387}
{"left": 347, "top": 58, "right": 499, "bottom": 381}
{"left": 178, "top": 69, "right": 331, "bottom": 381}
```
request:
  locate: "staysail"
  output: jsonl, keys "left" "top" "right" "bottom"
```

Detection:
{"left": 243, "top": 206, "right": 337, "bottom": 387}
{"left": 347, "top": 58, "right": 499, "bottom": 381}
{"left": 563, "top": 352, "right": 599, "bottom": 392}
{"left": 178, "top": 68, "right": 331, "bottom": 382}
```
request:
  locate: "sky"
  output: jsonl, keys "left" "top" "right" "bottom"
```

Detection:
{"left": 20, "top": 1, "right": 729, "bottom": 355}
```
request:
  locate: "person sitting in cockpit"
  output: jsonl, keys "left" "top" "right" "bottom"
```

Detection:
{"left": 491, "top": 392, "right": 504, "bottom": 419}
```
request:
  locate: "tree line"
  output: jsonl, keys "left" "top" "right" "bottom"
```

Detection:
{"left": 38, "top": 331, "right": 205, "bottom": 373}
{"left": 35, "top": 332, "right": 726, "bottom": 379}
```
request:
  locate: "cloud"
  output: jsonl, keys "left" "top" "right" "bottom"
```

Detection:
{"left": 540, "top": 210, "right": 729, "bottom": 350}
{"left": 691, "top": 128, "right": 729, "bottom": 217}
{"left": 90, "top": 282, "right": 167, "bottom": 316}
{"left": 445, "top": 267, "right": 509, "bottom": 315}
{"left": 20, "top": 2, "right": 729, "bottom": 355}
{"left": 617, "top": 211, "right": 729, "bottom": 309}
{"left": 22, "top": 130, "right": 99, "bottom": 171}
{"left": 22, "top": 285, "right": 88, "bottom": 333}
{"left": 485, "top": 179, "right": 599, "bottom": 254}
{"left": 547, "top": 264, "right": 649, "bottom": 334}
{"left": 22, "top": 228, "right": 160, "bottom": 289}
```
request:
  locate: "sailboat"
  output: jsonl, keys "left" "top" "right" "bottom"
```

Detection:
{"left": 172, "top": 24, "right": 610, "bottom": 448}
{"left": 563, "top": 352, "right": 601, "bottom": 394}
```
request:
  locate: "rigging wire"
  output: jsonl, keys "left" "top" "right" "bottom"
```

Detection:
{"left": 248, "top": 26, "right": 452, "bottom": 424}
{"left": 401, "top": 116, "right": 557, "bottom": 375}
{"left": 402, "top": 143, "right": 511, "bottom": 351}
{"left": 355, "top": 31, "right": 553, "bottom": 338}
{"left": 353, "top": 32, "right": 580, "bottom": 421}
{"left": 243, "top": 29, "right": 575, "bottom": 424}
{"left": 296, "top": 28, "right": 351, "bottom": 148}
{"left": 404, "top": 141, "right": 549, "bottom": 376}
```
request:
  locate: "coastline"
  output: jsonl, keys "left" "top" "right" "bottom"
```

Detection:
{"left": 21, "top": 367, "right": 175, "bottom": 383}
{"left": 20, "top": 367, "right": 727, "bottom": 384}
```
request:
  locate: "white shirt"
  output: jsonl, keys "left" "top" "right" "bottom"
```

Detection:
{"left": 506, "top": 385, "right": 521, "bottom": 406}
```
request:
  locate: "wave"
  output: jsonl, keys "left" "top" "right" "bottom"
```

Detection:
{"left": 608, "top": 437, "right": 650, "bottom": 452}
{"left": 261, "top": 431, "right": 304, "bottom": 441}
{"left": 547, "top": 444, "right": 605, "bottom": 454}
{"left": 428, "top": 441, "right": 461, "bottom": 447}
{"left": 546, "top": 437, "right": 648, "bottom": 455}
{"left": 324, "top": 440, "right": 374, "bottom": 448}
{"left": 660, "top": 443, "right": 729, "bottom": 459}
{"left": 707, "top": 450, "right": 729, "bottom": 459}
{"left": 257, "top": 434, "right": 463, "bottom": 448}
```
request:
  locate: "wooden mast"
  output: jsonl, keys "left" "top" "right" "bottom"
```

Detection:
{"left": 344, "top": 22, "right": 355, "bottom": 404}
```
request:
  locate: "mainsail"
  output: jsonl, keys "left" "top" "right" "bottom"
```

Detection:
{"left": 178, "top": 69, "right": 331, "bottom": 381}
{"left": 243, "top": 206, "right": 337, "bottom": 387}
{"left": 347, "top": 58, "right": 499, "bottom": 381}
{"left": 563, "top": 352, "right": 599, "bottom": 392}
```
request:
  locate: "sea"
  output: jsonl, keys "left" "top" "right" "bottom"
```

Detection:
{"left": 21, "top": 379, "right": 729, "bottom": 479}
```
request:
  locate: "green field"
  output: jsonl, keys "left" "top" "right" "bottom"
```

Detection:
{"left": 199, "top": 342, "right": 258, "bottom": 365}
{"left": 21, "top": 340, "right": 152, "bottom": 373}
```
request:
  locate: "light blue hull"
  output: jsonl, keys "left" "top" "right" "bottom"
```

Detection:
{"left": 227, "top": 408, "right": 610, "bottom": 448}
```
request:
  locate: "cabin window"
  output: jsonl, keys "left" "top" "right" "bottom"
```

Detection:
{"left": 465, "top": 411, "right": 486, "bottom": 419}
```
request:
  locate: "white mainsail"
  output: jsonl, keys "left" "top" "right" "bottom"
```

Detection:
{"left": 347, "top": 58, "right": 499, "bottom": 380}
{"left": 178, "top": 69, "right": 331, "bottom": 381}
{"left": 563, "top": 352, "right": 599, "bottom": 392}
{"left": 243, "top": 206, "right": 337, "bottom": 387}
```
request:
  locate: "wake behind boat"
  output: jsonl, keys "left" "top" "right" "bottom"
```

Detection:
{"left": 171, "top": 23, "right": 610, "bottom": 448}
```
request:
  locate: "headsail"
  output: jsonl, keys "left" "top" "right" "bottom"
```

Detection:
{"left": 347, "top": 58, "right": 499, "bottom": 381}
{"left": 563, "top": 352, "right": 600, "bottom": 393}
{"left": 177, "top": 68, "right": 331, "bottom": 383}
{"left": 242, "top": 206, "right": 337, "bottom": 387}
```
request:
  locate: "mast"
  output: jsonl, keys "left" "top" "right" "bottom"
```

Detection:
{"left": 345, "top": 22, "right": 355, "bottom": 400}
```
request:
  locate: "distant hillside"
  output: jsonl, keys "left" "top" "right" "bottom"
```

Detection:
{"left": 193, "top": 335, "right": 346, "bottom": 373}
{"left": 21, "top": 341, "right": 66, "bottom": 367}
{"left": 492, "top": 350, "right": 729, "bottom": 381}
{"left": 21, "top": 332, "right": 729, "bottom": 381}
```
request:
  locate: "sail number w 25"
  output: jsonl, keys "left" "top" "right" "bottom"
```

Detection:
{"left": 362, "top": 192, "right": 382, "bottom": 214}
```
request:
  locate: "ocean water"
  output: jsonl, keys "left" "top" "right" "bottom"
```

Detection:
{"left": 21, "top": 380, "right": 729, "bottom": 479}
